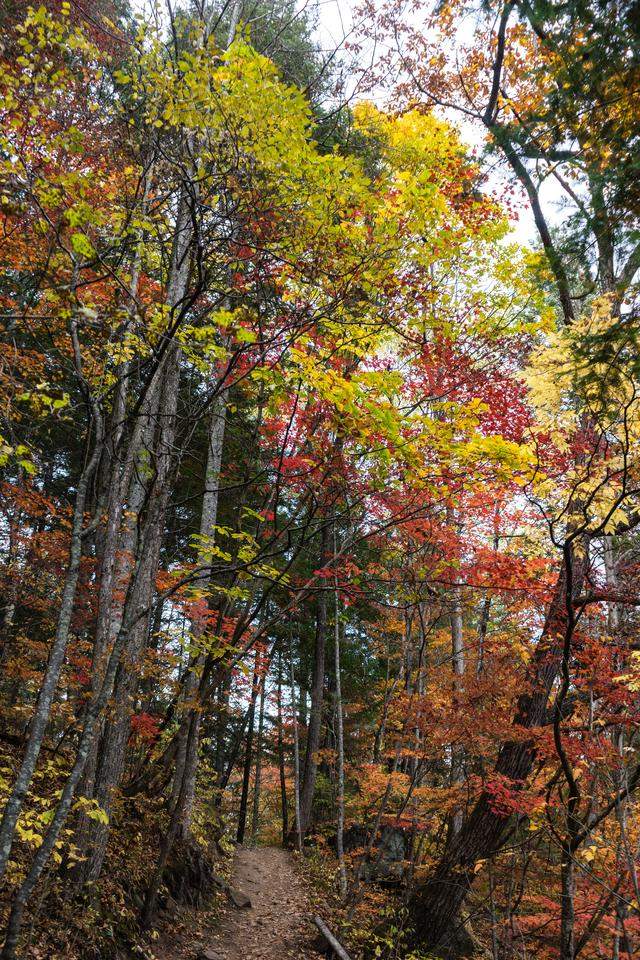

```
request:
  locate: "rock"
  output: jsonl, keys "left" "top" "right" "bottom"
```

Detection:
{"left": 228, "top": 886, "right": 252, "bottom": 909}
{"left": 208, "top": 873, "right": 251, "bottom": 907}
{"left": 197, "top": 950, "right": 222, "bottom": 960}
{"left": 342, "top": 822, "right": 409, "bottom": 884}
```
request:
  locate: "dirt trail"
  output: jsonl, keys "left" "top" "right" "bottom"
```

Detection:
{"left": 153, "top": 845, "right": 325, "bottom": 960}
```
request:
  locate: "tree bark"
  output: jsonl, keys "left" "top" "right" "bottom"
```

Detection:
{"left": 73, "top": 170, "right": 193, "bottom": 882}
{"left": 78, "top": 354, "right": 180, "bottom": 882}
{"left": 449, "top": 579, "right": 465, "bottom": 839}
{"left": 170, "top": 391, "right": 227, "bottom": 832}
{"left": 251, "top": 665, "right": 266, "bottom": 843}
{"left": 276, "top": 651, "right": 289, "bottom": 845}
{"left": 289, "top": 636, "right": 303, "bottom": 853}
{"left": 410, "top": 543, "right": 588, "bottom": 954}
{"left": 0, "top": 516, "right": 162, "bottom": 959}
{"left": 237, "top": 656, "right": 259, "bottom": 845}
{"left": 333, "top": 529, "right": 346, "bottom": 898}
{"left": 560, "top": 854, "right": 576, "bottom": 960}
{"left": 296, "top": 527, "right": 329, "bottom": 842}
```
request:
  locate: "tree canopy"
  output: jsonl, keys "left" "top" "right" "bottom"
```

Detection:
{"left": 0, "top": 2, "right": 639, "bottom": 959}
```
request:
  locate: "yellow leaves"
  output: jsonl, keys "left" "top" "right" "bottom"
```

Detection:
{"left": 457, "top": 433, "right": 533, "bottom": 476}
{"left": 0, "top": 436, "right": 39, "bottom": 476}
{"left": 287, "top": 346, "right": 406, "bottom": 465}
{"left": 71, "top": 796, "right": 109, "bottom": 825}
{"left": 523, "top": 294, "right": 626, "bottom": 436}
{"left": 522, "top": 293, "right": 640, "bottom": 525}
{"left": 16, "top": 824, "right": 43, "bottom": 848}
{"left": 577, "top": 840, "right": 606, "bottom": 866}
{"left": 353, "top": 103, "right": 455, "bottom": 246}
{"left": 16, "top": 384, "right": 70, "bottom": 420}
{"left": 614, "top": 651, "right": 640, "bottom": 692}
{"left": 353, "top": 102, "right": 459, "bottom": 175}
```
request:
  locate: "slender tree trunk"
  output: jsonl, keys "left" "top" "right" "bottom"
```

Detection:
{"left": 488, "top": 859, "right": 499, "bottom": 960}
{"left": 560, "top": 853, "right": 575, "bottom": 960}
{"left": 276, "top": 651, "right": 289, "bottom": 845}
{"left": 477, "top": 595, "right": 491, "bottom": 677}
{"left": 0, "top": 514, "right": 160, "bottom": 959}
{"left": 87, "top": 157, "right": 152, "bottom": 699}
{"left": 237, "top": 656, "right": 259, "bottom": 844}
{"left": 603, "top": 536, "right": 634, "bottom": 960}
{"left": 333, "top": 539, "right": 347, "bottom": 899}
{"left": 79, "top": 362, "right": 179, "bottom": 882}
{"left": 251, "top": 667, "right": 266, "bottom": 844}
{"left": 156, "top": 0, "right": 244, "bottom": 843}
{"left": 141, "top": 708, "right": 200, "bottom": 927}
{"left": 85, "top": 152, "right": 155, "bottom": 737}
{"left": 449, "top": 579, "right": 465, "bottom": 839}
{"left": 171, "top": 391, "right": 227, "bottom": 832}
{"left": 296, "top": 526, "right": 329, "bottom": 842}
{"left": 0, "top": 505, "right": 20, "bottom": 705}
{"left": 289, "top": 636, "right": 303, "bottom": 853}
{"left": 478, "top": 520, "right": 500, "bottom": 677}
{"left": 214, "top": 673, "right": 232, "bottom": 791}
{"left": 75, "top": 184, "right": 191, "bottom": 877}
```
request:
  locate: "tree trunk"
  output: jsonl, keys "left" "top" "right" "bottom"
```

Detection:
{"left": 0, "top": 519, "right": 162, "bottom": 959}
{"left": 276, "top": 651, "right": 289, "bottom": 845}
{"left": 449, "top": 580, "right": 465, "bottom": 839}
{"left": 295, "top": 527, "right": 329, "bottom": 842}
{"left": 333, "top": 545, "right": 347, "bottom": 898}
{"left": 77, "top": 308, "right": 183, "bottom": 880}
{"left": 67, "top": 174, "right": 193, "bottom": 887}
{"left": 289, "top": 637, "right": 303, "bottom": 853}
{"left": 237, "top": 657, "right": 259, "bottom": 844}
{"left": 171, "top": 391, "right": 228, "bottom": 832}
{"left": 560, "top": 854, "right": 575, "bottom": 960}
{"left": 297, "top": 595, "right": 326, "bottom": 840}
{"left": 410, "top": 544, "right": 587, "bottom": 954}
{"left": 251, "top": 666, "right": 266, "bottom": 843}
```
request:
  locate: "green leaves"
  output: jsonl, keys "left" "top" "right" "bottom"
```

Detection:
{"left": 70, "top": 233, "right": 95, "bottom": 260}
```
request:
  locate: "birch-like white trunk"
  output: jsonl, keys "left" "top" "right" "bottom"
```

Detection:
{"left": 171, "top": 392, "right": 228, "bottom": 830}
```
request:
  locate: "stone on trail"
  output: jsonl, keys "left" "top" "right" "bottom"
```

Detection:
{"left": 228, "top": 886, "right": 252, "bottom": 909}
{"left": 196, "top": 950, "right": 221, "bottom": 960}
{"left": 210, "top": 871, "right": 252, "bottom": 908}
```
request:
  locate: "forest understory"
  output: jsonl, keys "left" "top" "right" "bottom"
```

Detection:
{"left": 0, "top": 0, "right": 639, "bottom": 958}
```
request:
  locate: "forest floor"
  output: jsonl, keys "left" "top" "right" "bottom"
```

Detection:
{"left": 151, "top": 845, "right": 326, "bottom": 960}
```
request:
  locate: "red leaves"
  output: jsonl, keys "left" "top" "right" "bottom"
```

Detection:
{"left": 483, "top": 774, "right": 536, "bottom": 818}
{"left": 129, "top": 712, "right": 160, "bottom": 745}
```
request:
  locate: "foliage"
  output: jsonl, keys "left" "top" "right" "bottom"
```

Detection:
{"left": 0, "top": 2, "right": 639, "bottom": 960}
